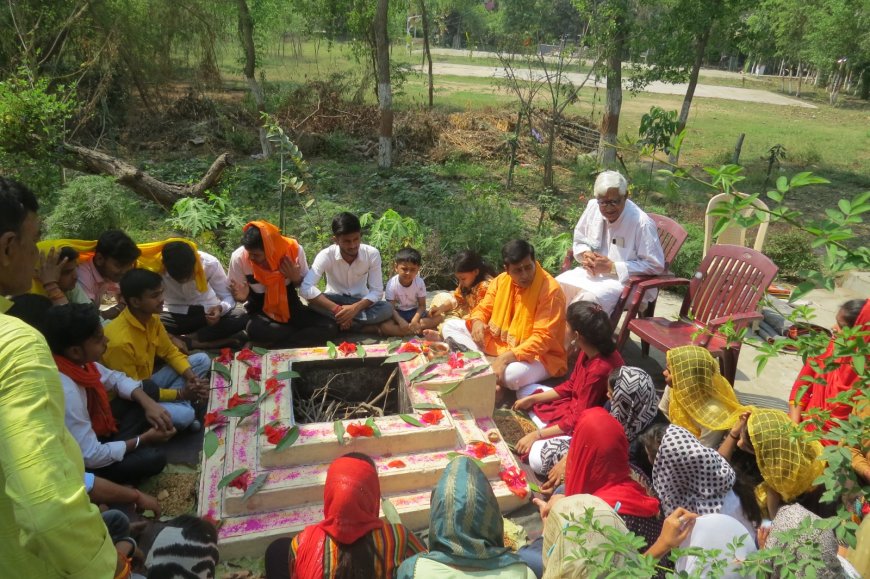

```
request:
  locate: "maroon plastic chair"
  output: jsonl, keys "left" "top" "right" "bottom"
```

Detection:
{"left": 612, "top": 213, "right": 689, "bottom": 348}
{"left": 621, "top": 244, "right": 778, "bottom": 384}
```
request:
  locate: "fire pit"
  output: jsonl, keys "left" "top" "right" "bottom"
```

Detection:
{"left": 198, "top": 343, "right": 528, "bottom": 558}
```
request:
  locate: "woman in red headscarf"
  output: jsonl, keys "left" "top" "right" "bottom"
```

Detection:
{"left": 264, "top": 453, "right": 424, "bottom": 579}
{"left": 789, "top": 298, "right": 870, "bottom": 443}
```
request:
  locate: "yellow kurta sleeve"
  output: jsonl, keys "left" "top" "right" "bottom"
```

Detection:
{"left": 102, "top": 321, "right": 146, "bottom": 380}
{"left": 0, "top": 315, "right": 116, "bottom": 578}
{"left": 153, "top": 317, "right": 191, "bottom": 376}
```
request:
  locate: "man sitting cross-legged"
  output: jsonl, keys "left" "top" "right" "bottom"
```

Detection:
{"left": 41, "top": 303, "right": 175, "bottom": 484}
{"left": 160, "top": 240, "right": 248, "bottom": 349}
{"left": 300, "top": 212, "right": 394, "bottom": 334}
{"left": 435, "top": 239, "right": 567, "bottom": 394}
{"left": 103, "top": 268, "right": 210, "bottom": 431}
{"left": 228, "top": 221, "right": 338, "bottom": 348}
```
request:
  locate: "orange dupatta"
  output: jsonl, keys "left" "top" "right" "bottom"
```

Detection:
{"left": 487, "top": 262, "right": 546, "bottom": 348}
{"left": 244, "top": 221, "right": 299, "bottom": 324}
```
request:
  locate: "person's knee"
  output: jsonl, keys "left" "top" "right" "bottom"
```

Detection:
{"left": 503, "top": 362, "right": 531, "bottom": 390}
{"left": 366, "top": 300, "right": 394, "bottom": 324}
{"left": 166, "top": 402, "right": 195, "bottom": 430}
{"left": 188, "top": 352, "right": 211, "bottom": 376}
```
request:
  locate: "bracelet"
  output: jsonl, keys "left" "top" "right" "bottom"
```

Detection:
{"left": 537, "top": 428, "right": 543, "bottom": 440}
{"left": 43, "top": 281, "right": 59, "bottom": 288}
{"left": 134, "top": 436, "right": 141, "bottom": 450}
{"left": 728, "top": 432, "right": 740, "bottom": 440}
{"left": 332, "top": 305, "right": 342, "bottom": 315}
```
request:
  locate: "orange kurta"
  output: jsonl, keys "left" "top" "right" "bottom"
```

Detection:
{"left": 467, "top": 268, "right": 567, "bottom": 377}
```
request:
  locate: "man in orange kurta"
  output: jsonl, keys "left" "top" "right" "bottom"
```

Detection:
{"left": 441, "top": 239, "right": 567, "bottom": 391}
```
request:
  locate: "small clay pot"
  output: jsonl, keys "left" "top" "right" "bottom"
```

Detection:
{"left": 425, "top": 341, "right": 450, "bottom": 360}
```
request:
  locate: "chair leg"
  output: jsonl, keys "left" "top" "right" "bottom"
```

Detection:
{"left": 641, "top": 340, "right": 650, "bottom": 357}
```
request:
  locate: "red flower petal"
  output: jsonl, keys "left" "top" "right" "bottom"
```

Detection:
{"left": 228, "top": 472, "right": 251, "bottom": 491}
{"left": 265, "top": 377, "right": 281, "bottom": 395}
{"left": 227, "top": 393, "right": 251, "bottom": 408}
{"left": 245, "top": 366, "right": 261, "bottom": 381}
{"left": 467, "top": 441, "right": 496, "bottom": 459}
{"left": 216, "top": 348, "right": 234, "bottom": 364}
{"left": 236, "top": 348, "right": 258, "bottom": 361}
{"left": 387, "top": 460, "right": 407, "bottom": 468}
{"left": 204, "top": 410, "right": 223, "bottom": 428}
{"left": 337, "top": 341, "right": 358, "bottom": 356}
{"left": 447, "top": 352, "right": 465, "bottom": 369}
{"left": 346, "top": 423, "right": 374, "bottom": 438}
{"left": 264, "top": 424, "right": 288, "bottom": 444}
{"left": 397, "top": 341, "right": 422, "bottom": 354}
{"left": 420, "top": 410, "right": 444, "bottom": 425}
{"left": 499, "top": 467, "right": 528, "bottom": 499}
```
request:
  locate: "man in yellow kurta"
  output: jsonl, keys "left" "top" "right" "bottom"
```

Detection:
{"left": 442, "top": 239, "right": 567, "bottom": 391}
{"left": 0, "top": 177, "right": 118, "bottom": 578}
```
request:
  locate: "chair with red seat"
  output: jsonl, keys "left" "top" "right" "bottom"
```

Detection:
{"left": 620, "top": 244, "right": 778, "bottom": 384}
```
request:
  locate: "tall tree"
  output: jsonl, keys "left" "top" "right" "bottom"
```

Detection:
{"left": 236, "top": 0, "right": 272, "bottom": 157}
{"left": 374, "top": 0, "right": 392, "bottom": 168}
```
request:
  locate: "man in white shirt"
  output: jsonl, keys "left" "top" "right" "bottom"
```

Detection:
{"left": 556, "top": 171, "right": 665, "bottom": 314}
{"left": 41, "top": 303, "right": 176, "bottom": 484}
{"left": 160, "top": 241, "right": 248, "bottom": 349}
{"left": 300, "top": 212, "right": 394, "bottom": 334}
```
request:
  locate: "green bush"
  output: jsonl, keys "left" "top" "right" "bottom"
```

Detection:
{"left": 669, "top": 221, "right": 704, "bottom": 283}
{"left": 763, "top": 228, "right": 822, "bottom": 281}
{"left": 45, "top": 176, "right": 125, "bottom": 239}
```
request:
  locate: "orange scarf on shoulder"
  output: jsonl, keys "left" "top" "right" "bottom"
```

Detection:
{"left": 53, "top": 354, "right": 118, "bottom": 437}
{"left": 245, "top": 221, "right": 299, "bottom": 323}
{"left": 488, "top": 262, "right": 545, "bottom": 347}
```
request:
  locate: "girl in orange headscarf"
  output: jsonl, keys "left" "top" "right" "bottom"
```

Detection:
{"left": 789, "top": 298, "right": 870, "bottom": 441}
{"left": 264, "top": 453, "right": 424, "bottom": 579}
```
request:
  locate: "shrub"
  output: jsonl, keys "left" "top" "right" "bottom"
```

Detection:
{"left": 763, "top": 228, "right": 822, "bottom": 281}
{"left": 45, "top": 176, "right": 125, "bottom": 239}
{"left": 669, "top": 221, "right": 704, "bottom": 284}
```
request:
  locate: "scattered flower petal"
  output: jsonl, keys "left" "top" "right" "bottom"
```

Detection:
{"left": 265, "top": 377, "right": 281, "bottom": 395}
{"left": 346, "top": 423, "right": 375, "bottom": 438}
{"left": 337, "top": 341, "right": 358, "bottom": 356}
{"left": 228, "top": 393, "right": 252, "bottom": 409}
{"left": 236, "top": 348, "right": 259, "bottom": 362}
{"left": 228, "top": 471, "right": 251, "bottom": 491}
{"left": 448, "top": 352, "right": 465, "bottom": 369}
{"left": 387, "top": 460, "right": 407, "bottom": 469}
{"left": 264, "top": 423, "right": 289, "bottom": 445}
{"left": 420, "top": 410, "right": 444, "bottom": 425}
{"left": 467, "top": 441, "right": 496, "bottom": 459}
{"left": 245, "top": 366, "right": 261, "bottom": 381}
{"left": 397, "top": 341, "right": 422, "bottom": 354}
{"left": 216, "top": 348, "right": 233, "bottom": 365}
{"left": 204, "top": 410, "right": 225, "bottom": 428}
{"left": 500, "top": 467, "right": 528, "bottom": 498}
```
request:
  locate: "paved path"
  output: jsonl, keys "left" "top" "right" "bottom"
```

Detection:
{"left": 416, "top": 61, "right": 817, "bottom": 108}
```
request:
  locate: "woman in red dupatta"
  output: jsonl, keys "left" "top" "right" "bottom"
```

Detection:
{"left": 562, "top": 407, "right": 662, "bottom": 545}
{"left": 264, "top": 453, "right": 424, "bottom": 579}
{"left": 789, "top": 298, "right": 870, "bottom": 442}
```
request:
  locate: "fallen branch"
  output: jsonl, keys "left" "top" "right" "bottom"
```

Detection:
{"left": 60, "top": 143, "right": 231, "bottom": 209}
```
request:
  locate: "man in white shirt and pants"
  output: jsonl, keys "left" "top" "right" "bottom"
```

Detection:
{"left": 556, "top": 171, "right": 665, "bottom": 315}
{"left": 300, "top": 212, "right": 394, "bottom": 334}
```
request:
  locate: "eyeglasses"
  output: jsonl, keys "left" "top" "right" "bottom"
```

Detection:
{"left": 598, "top": 198, "right": 623, "bottom": 207}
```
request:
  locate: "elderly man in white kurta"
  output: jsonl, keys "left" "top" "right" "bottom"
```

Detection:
{"left": 556, "top": 171, "right": 665, "bottom": 314}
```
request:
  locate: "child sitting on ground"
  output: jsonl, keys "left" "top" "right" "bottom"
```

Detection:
{"left": 381, "top": 247, "right": 438, "bottom": 337}
{"left": 102, "top": 268, "right": 210, "bottom": 431}
{"left": 427, "top": 250, "right": 496, "bottom": 325}
{"left": 42, "top": 303, "right": 176, "bottom": 484}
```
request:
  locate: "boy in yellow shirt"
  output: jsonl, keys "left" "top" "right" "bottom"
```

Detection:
{"left": 103, "top": 268, "right": 209, "bottom": 431}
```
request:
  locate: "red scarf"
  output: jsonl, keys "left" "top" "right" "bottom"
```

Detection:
{"left": 565, "top": 407, "right": 660, "bottom": 517}
{"left": 53, "top": 355, "right": 117, "bottom": 437}
{"left": 293, "top": 456, "right": 384, "bottom": 578}
{"left": 790, "top": 299, "right": 870, "bottom": 438}
{"left": 244, "top": 221, "right": 299, "bottom": 324}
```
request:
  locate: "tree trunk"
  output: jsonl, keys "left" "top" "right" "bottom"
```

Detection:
{"left": 598, "top": 24, "right": 624, "bottom": 168}
{"left": 671, "top": 26, "right": 711, "bottom": 163}
{"left": 61, "top": 144, "right": 231, "bottom": 209}
{"left": 374, "top": 0, "right": 393, "bottom": 168}
{"left": 796, "top": 61, "right": 802, "bottom": 97}
{"left": 419, "top": 0, "right": 434, "bottom": 108}
{"left": 237, "top": 0, "right": 272, "bottom": 157}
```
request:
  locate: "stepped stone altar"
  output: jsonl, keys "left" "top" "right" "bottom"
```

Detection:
{"left": 198, "top": 344, "right": 528, "bottom": 558}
